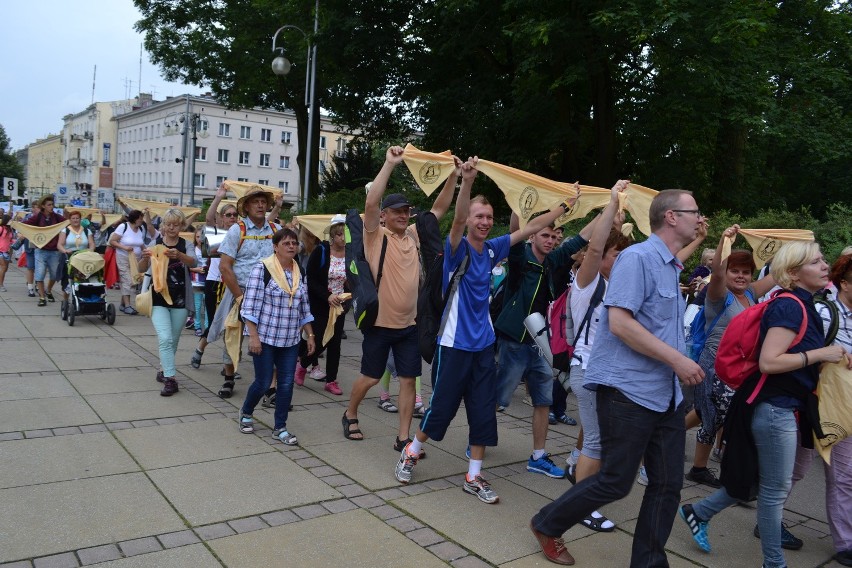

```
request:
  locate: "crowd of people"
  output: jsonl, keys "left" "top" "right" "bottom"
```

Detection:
{"left": 1, "top": 146, "right": 850, "bottom": 568}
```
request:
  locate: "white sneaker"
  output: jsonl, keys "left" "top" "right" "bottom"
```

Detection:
{"left": 637, "top": 466, "right": 649, "bottom": 486}
{"left": 309, "top": 366, "right": 327, "bottom": 380}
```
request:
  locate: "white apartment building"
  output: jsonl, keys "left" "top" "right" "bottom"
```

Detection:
{"left": 114, "top": 94, "right": 351, "bottom": 208}
{"left": 61, "top": 97, "right": 141, "bottom": 204}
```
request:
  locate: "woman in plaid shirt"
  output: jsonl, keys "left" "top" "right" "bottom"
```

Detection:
{"left": 239, "top": 228, "right": 315, "bottom": 445}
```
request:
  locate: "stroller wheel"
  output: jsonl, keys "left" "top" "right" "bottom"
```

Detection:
{"left": 105, "top": 303, "right": 116, "bottom": 326}
{"left": 60, "top": 300, "right": 68, "bottom": 321}
{"left": 67, "top": 307, "right": 75, "bottom": 327}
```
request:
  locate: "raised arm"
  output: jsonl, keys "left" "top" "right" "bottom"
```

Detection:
{"left": 207, "top": 185, "right": 227, "bottom": 226}
{"left": 575, "top": 180, "right": 626, "bottom": 288}
{"left": 267, "top": 193, "right": 284, "bottom": 223}
{"left": 448, "top": 157, "right": 478, "bottom": 255}
{"left": 365, "top": 146, "right": 405, "bottom": 231}
{"left": 429, "top": 156, "right": 462, "bottom": 221}
{"left": 508, "top": 190, "right": 578, "bottom": 247}
{"left": 705, "top": 225, "right": 736, "bottom": 303}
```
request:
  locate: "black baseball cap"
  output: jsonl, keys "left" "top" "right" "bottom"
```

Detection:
{"left": 381, "top": 193, "right": 411, "bottom": 210}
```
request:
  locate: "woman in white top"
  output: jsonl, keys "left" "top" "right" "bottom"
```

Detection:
{"left": 108, "top": 208, "right": 156, "bottom": 314}
{"left": 567, "top": 181, "right": 628, "bottom": 532}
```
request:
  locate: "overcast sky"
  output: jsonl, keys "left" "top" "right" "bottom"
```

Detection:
{"left": 1, "top": 0, "right": 201, "bottom": 151}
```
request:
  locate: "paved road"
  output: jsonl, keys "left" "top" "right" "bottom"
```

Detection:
{"left": 0, "top": 266, "right": 842, "bottom": 567}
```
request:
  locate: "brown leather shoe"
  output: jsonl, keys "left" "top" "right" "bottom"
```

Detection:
{"left": 530, "top": 521, "right": 575, "bottom": 565}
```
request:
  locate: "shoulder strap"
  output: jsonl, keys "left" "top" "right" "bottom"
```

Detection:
{"left": 814, "top": 296, "right": 840, "bottom": 346}
{"left": 437, "top": 249, "right": 471, "bottom": 337}
{"left": 575, "top": 276, "right": 608, "bottom": 346}
{"left": 704, "top": 291, "right": 736, "bottom": 336}
{"left": 375, "top": 236, "right": 389, "bottom": 290}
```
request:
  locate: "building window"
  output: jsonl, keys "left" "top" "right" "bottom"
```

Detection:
{"left": 240, "top": 125, "right": 251, "bottom": 139}
{"left": 258, "top": 179, "right": 269, "bottom": 185}
{"left": 194, "top": 173, "right": 206, "bottom": 188}
{"left": 238, "top": 151, "right": 250, "bottom": 165}
{"left": 218, "top": 123, "right": 231, "bottom": 137}
{"left": 216, "top": 175, "right": 228, "bottom": 187}
{"left": 217, "top": 149, "right": 229, "bottom": 163}
{"left": 319, "top": 135, "right": 327, "bottom": 149}
{"left": 237, "top": 177, "right": 249, "bottom": 182}
{"left": 279, "top": 155, "right": 290, "bottom": 169}
{"left": 278, "top": 181, "right": 289, "bottom": 194}
{"left": 281, "top": 130, "right": 292, "bottom": 144}
{"left": 195, "top": 146, "right": 207, "bottom": 161}
{"left": 259, "top": 153, "right": 270, "bottom": 167}
{"left": 199, "top": 119, "right": 209, "bottom": 133}
{"left": 336, "top": 137, "right": 346, "bottom": 156}
{"left": 260, "top": 128, "right": 272, "bottom": 142}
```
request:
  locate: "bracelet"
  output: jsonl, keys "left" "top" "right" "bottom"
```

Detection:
{"left": 803, "top": 351, "right": 809, "bottom": 367}
{"left": 308, "top": 333, "right": 315, "bottom": 337}
{"left": 799, "top": 352, "right": 806, "bottom": 368}
{"left": 559, "top": 201, "right": 571, "bottom": 212}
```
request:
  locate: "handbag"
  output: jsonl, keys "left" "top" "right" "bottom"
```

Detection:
{"left": 135, "top": 269, "right": 153, "bottom": 317}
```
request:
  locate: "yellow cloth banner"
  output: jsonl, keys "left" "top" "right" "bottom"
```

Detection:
{"left": 68, "top": 250, "right": 104, "bottom": 279}
{"left": 120, "top": 197, "right": 201, "bottom": 221}
{"left": 63, "top": 208, "right": 124, "bottom": 228}
{"left": 225, "top": 295, "right": 244, "bottom": 373}
{"left": 620, "top": 184, "right": 657, "bottom": 237}
{"left": 324, "top": 292, "right": 352, "bottom": 346}
{"left": 10, "top": 220, "right": 70, "bottom": 249}
{"left": 222, "top": 180, "right": 284, "bottom": 200}
{"left": 216, "top": 199, "right": 238, "bottom": 213}
{"left": 128, "top": 251, "right": 142, "bottom": 285}
{"left": 294, "top": 214, "right": 336, "bottom": 239}
{"left": 401, "top": 144, "right": 456, "bottom": 196}
{"left": 475, "top": 160, "right": 610, "bottom": 228}
{"left": 814, "top": 357, "right": 852, "bottom": 465}
{"left": 722, "top": 229, "right": 814, "bottom": 269}
{"left": 148, "top": 244, "right": 173, "bottom": 305}
{"left": 262, "top": 255, "right": 301, "bottom": 307}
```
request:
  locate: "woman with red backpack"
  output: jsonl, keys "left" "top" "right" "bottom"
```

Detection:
{"left": 680, "top": 240, "right": 850, "bottom": 568}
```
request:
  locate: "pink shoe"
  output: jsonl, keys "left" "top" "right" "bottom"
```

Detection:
{"left": 324, "top": 381, "right": 343, "bottom": 395}
{"left": 294, "top": 364, "right": 307, "bottom": 386}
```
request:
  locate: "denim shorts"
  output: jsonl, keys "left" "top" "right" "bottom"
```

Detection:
{"left": 360, "top": 325, "right": 421, "bottom": 379}
{"left": 34, "top": 249, "right": 63, "bottom": 282}
{"left": 496, "top": 336, "right": 553, "bottom": 407}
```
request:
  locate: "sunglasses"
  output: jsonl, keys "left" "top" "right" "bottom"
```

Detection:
{"left": 223, "top": 212, "right": 237, "bottom": 218}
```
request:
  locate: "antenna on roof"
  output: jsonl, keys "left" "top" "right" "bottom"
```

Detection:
{"left": 91, "top": 65, "right": 97, "bottom": 105}
{"left": 138, "top": 44, "right": 143, "bottom": 98}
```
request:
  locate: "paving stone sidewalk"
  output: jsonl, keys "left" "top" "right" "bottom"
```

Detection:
{"left": 0, "top": 266, "right": 843, "bottom": 567}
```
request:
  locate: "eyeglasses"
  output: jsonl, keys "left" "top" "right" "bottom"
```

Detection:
{"left": 223, "top": 212, "right": 237, "bottom": 218}
{"left": 671, "top": 209, "right": 703, "bottom": 217}
{"left": 279, "top": 241, "right": 299, "bottom": 247}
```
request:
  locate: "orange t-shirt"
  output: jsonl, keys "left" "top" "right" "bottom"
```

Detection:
{"left": 364, "top": 224, "right": 420, "bottom": 328}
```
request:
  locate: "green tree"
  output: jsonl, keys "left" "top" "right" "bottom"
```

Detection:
{"left": 0, "top": 125, "right": 25, "bottom": 195}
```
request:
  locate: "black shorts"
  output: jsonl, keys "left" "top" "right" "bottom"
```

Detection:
{"left": 360, "top": 325, "right": 420, "bottom": 379}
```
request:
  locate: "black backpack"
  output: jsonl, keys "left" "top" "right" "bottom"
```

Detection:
{"left": 344, "top": 209, "right": 387, "bottom": 330}
{"left": 415, "top": 211, "right": 470, "bottom": 364}
{"left": 814, "top": 289, "right": 840, "bottom": 346}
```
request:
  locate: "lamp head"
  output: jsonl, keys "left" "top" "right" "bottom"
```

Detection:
{"left": 272, "top": 55, "right": 292, "bottom": 76}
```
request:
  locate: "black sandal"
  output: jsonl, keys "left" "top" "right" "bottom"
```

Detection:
{"left": 394, "top": 437, "right": 425, "bottom": 459}
{"left": 218, "top": 380, "right": 235, "bottom": 399}
{"left": 581, "top": 511, "right": 615, "bottom": 532}
{"left": 342, "top": 412, "right": 363, "bottom": 440}
{"left": 190, "top": 349, "right": 203, "bottom": 369}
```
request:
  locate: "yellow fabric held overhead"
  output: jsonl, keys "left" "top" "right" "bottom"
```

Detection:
{"left": 721, "top": 229, "right": 814, "bottom": 269}
{"left": 224, "top": 296, "right": 244, "bottom": 374}
{"left": 401, "top": 144, "right": 456, "bottom": 196}
{"left": 294, "top": 214, "right": 336, "bottom": 239}
{"left": 148, "top": 244, "right": 173, "bottom": 305}
{"left": 222, "top": 180, "right": 284, "bottom": 200}
{"left": 10, "top": 220, "right": 70, "bottom": 249}
{"left": 119, "top": 197, "right": 201, "bottom": 221}
{"left": 324, "top": 292, "right": 352, "bottom": 347}
{"left": 62, "top": 207, "right": 123, "bottom": 225}
{"left": 262, "top": 255, "right": 300, "bottom": 307}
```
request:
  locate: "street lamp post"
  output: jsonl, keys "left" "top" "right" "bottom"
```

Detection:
{"left": 164, "top": 102, "right": 209, "bottom": 205}
{"left": 271, "top": 0, "right": 319, "bottom": 212}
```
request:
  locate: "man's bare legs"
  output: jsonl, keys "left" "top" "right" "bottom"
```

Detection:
{"left": 344, "top": 375, "right": 380, "bottom": 440}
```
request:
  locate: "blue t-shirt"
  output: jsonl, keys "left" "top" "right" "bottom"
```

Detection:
{"left": 759, "top": 287, "right": 824, "bottom": 408}
{"left": 584, "top": 234, "right": 686, "bottom": 412}
{"left": 438, "top": 234, "right": 511, "bottom": 352}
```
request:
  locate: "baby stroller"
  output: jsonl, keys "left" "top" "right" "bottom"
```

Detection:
{"left": 60, "top": 250, "right": 117, "bottom": 326}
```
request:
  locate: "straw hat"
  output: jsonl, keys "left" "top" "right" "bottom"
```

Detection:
{"left": 236, "top": 186, "right": 274, "bottom": 217}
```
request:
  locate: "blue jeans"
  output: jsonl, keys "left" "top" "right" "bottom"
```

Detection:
{"left": 692, "top": 402, "right": 797, "bottom": 568}
{"left": 496, "top": 337, "right": 553, "bottom": 407}
{"left": 34, "top": 249, "right": 63, "bottom": 282}
{"left": 533, "top": 386, "right": 685, "bottom": 568}
{"left": 242, "top": 342, "right": 298, "bottom": 431}
{"left": 151, "top": 306, "right": 188, "bottom": 377}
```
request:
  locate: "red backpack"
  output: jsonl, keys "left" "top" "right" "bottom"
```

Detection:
{"left": 715, "top": 291, "right": 808, "bottom": 404}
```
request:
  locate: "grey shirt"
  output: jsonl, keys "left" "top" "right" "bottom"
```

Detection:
{"left": 702, "top": 289, "right": 754, "bottom": 361}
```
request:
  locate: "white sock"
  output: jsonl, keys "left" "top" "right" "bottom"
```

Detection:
{"left": 532, "top": 449, "right": 546, "bottom": 460}
{"left": 407, "top": 437, "right": 423, "bottom": 456}
{"left": 467, "top": 459, "right": 482, "bottom": 479}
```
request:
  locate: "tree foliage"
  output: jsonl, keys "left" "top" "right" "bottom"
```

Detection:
{"left": 136, "top": 0, "right": 852, "bottom": 223}
{"left": 0, "top": 124, "right": 25, "bottom": 188}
